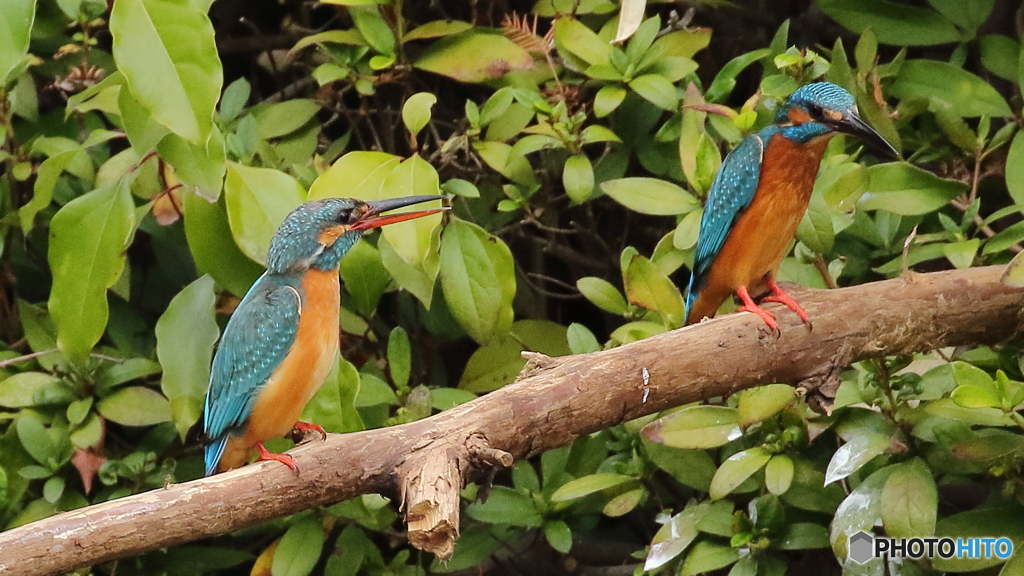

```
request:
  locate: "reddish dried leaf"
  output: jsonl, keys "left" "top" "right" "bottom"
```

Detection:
{"left": 71, "top": 447, "right": 107, "bottom": 494}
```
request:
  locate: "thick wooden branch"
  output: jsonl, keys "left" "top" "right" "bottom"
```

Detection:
{"left": 2, "top": 267, "right": 1022, "bottom": 576}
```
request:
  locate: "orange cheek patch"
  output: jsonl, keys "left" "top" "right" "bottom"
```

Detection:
{"left": 788, "top": 107, "right": 813, "bottom": 124}
{"left": 318, "top": 225, "right": 349, "bottom": 246}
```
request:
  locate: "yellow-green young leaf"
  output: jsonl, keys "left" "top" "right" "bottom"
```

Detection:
{"left": 308, "top": 151, "right": 401, "bottom": 200}
{"left": 0, "top": 372, "right": 62, "bottom": 408}
{"left": 680, "top": 540, "right": 740, "bottom": 576}
{"left": 709, "top": 447, "right": 771, "bottom": 500}
{"left": 441, "top": 178, "right": 480, "bottom": 198}
{"left": 402, "top": 20, "right": 473, "bottom": 42}
{"left": 891, "top": 59, "right": 1012, "bottom": 117}
{"left": 252, "top": 99, "right": 319, "bottom": 139}
{"left": 737, "top": 384, "right": 795, "bottom": 429}
{"left": 0, "top": 0, "right": 34, "bottom": 85}
{"left": 641, "top": 406, "right": 741, "bottom": 449}
{"left": 563, "top": 154, "right": 595, "bottom": 204}
{"left": 796, "top": 188, "right": 834, "bottom": 254}
{"left": 379, "top": 233, "right": 440, "bottom": 308}
{"left": 110, "top": 0, "right": 222, "bottom": 142}
{"left": 630, "top": 74, "right": 678, "bottom": 110}
{"left": 653, "top": 28, "right": 712, "bottom": 59}
{"left": 553, "top": 16, "right": 611, "bottom": 66}
{"left": 673, "top": 209, "right": 702, "bottom": 250}
{"left": 623, "top": 253, "right": 684, "bottom": 327}
{"left": 156, "top": 275, "right": 218, "bottom": 439}
{"left": 48, "top": 180, "right": 135, "bottom": 366}
{"left": 158, "top": 127, "right": 226, "bottom": 200}
{"left": 881, "top": 458, "right": 937, "bottom": 538}
{"left": 765, "top": 455, "right": 795, "bottom": 495}
{"left": 378, "top": 156, "right": 445, "bottom": 266}
{"left": 414, "top": 30, "right": 534, "bottom": 83}
{"left": 594, "top": 85, "right": 627, "bottom": 117}
{"left": 601, "top": 178, "right": 698, "bottom": 215}
{"left": 223, "top": 162, "right": 306, "bottom": 265}
{"left": 301, "top": 355, "right": 364, "bottom": 433}
{"left": 440, "top": 219, "right": 516, "bottom": 344}
{"left": 604, "top": 487, "right": 645, "bottom": 517}
{"left": 943, "top": 239, "right": 979, "bottom": 269}
{"left": 857, "top": 162, "right": 967, "bottom": 215}
{"left": 566, "top": 323, "right": 601, "bottom": 354}
{"left": 645, "top": 501, "right": 707, "bottom": 570}
{"left": 550, "top": 473, "right": 634, "bottom": 502}
{"left": 17, "top": 414, "right": 58, "bottom": 466}
{"left": 183, "top": 189, "right": 263, "bottom": 297}
{"left": 339, "top": 239, "right": 389, "bottom": 316}
{"left": 97, "top": 386, "right": 172, "bottom": 426}
{"left": 544, "top": 520, "right": 573, "bottom": 554}
{"left": 402, "top": 92, "right": 437, "bottom": 135}
{"left": 1001, "top": 249, "right": 1024, "bottom": 287}
{"left": 577, "top": 277, "right": 628, "bottom": 315}
{"left": 473, "top": 141, "right": 537, "bottom": 186}
{"left": 272, "top": 517, "right": 325, "bottom": 576}
{"left": 458, "top": 334, "right": 525, "bottom": 393}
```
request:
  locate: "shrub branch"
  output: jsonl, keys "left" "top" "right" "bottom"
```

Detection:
{"left": 1, "top": 266, "right": 1022, "bottom": 576}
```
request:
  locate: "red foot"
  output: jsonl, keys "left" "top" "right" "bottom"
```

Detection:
{"left": 255, "top": 442, "right": 299, "bottom": 474}
{"left": 762, "top": 277, "right": 812, "bottom": 329}
{"left": 736, "top": 285, "right": 779, "bottom": 335}
{"left": 294, "top": 421, "right": 327, "bottom": 441}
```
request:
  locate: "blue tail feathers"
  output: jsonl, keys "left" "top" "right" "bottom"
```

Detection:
{"left": 204, "top": 435, "right": 229, "bottom": 476}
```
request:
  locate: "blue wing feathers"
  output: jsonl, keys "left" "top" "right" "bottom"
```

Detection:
{"left": 202, "top": 273, "right": 302, "bottom": 473}
{"left": 685, "top": 128, "right": 773, "bottom": 316}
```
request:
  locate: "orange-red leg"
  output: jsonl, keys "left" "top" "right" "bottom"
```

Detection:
{"left": 255, "top": 442, "right": 299, "bottom": 473}
{"left": 294, "top": 421, "right": 327, "bottom": 441}
{"left": 762, "top": 277, "right": 812, "bottom": 329}
{"left": 736, "top": 285, "right": 779, "bottom": 334}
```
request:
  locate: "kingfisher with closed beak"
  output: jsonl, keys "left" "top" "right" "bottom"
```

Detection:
{"left": 203, "top": 195, "right": 446, "bottom": 475}
{"left": 684, "top": 82, "right": 897, "bottom": 331}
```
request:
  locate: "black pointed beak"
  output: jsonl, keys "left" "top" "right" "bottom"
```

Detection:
{"left": 830, "top": 112, "right": 900, "bottom": 160}
{"left": 350, "top": 195, "right": 448, "bottom": 231}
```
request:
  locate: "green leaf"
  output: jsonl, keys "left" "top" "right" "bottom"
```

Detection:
{"left": 378, "top": 156, "right": 445, "bottom": 267}
{"left": 553, "top": 16, "right": 611, "bottom": 66}
{"left": 737, "top": 384, "right": 795, "bottom": 429}
{"left": 629, "top": 75, "right": 678, "bottom": 111}
{"left": 563, "top": 154, "right": 595, "bottom": 204}
{"left": 943, "top": 239, "right": 979, "bottom": 269}
{"left": 709, "top": 447, "right": 771, "bottom": 500}
{"left": 339, "top": 240, "right": 389, "bottom": 316}
{"left": 158, "top": 127, "right": 227, "bottom": 199}
{"left": 301, "top": 356, "right": 364, "bottom": 434}
{"left": 415, "top": 30, "right": 534, "bottom": 83}
{"left": 623, "top": 252, "right": 684, "bottom": 327}
{"left": 0, "top": 373, "right": 63, "bottom": 408}
{"left": 550, "top": 473, "right": 634, "bottom": 502}
{"left": 97, "top": 386, "right": 172, "bottom": 426}
{"left": 1006, "top": 132, "right": 1024, "bottom": 207}
{"left": 458, "top": 334, "right": 524, "bottom": 393}
{"left": 0, "top": 0, "right": 33, "bottom": 85}
{"left": 980, "top": 35, "right": 1020, "bottom": 83}
{"left": 830, "top": 465, "right": 896, "bottom": 562}
{"left": 824, "top": 433, "right": 891, "bottom": 485}
{"left": 272, "top": 517, "right": 324, "bottom": 576}
{"left": 576, "top": 277, "right": 628, "bottom": 315}
{"left": 928, "top": 0, "right": 995, "bottom": 31}
{"left": 430, "top": 387, "right": 476, "bottom": 411}
{"left": 881, "top": 458, "right": 937, "bottom": 538}
{"left": 402, "top": 92, "right": 437, "bottom": 135}
{"left": 387, "top": 326, "right": 411, "bottom": 391}
{"left": 441, "top": 178, "right": 480, "bottom": 198}
{"left": 544, "top": 520, "right": 573, "bottom": 554}
{"left": 705, "top": 49, "right": 771, "bottom": 103}
{"left": 402, "top": 20, "right": 473, "bottom": 42}
{"left": 765, "top": 455, "right": 794, "bottom": 495}
{"left": 594, "top": 85, "right": 627, "bottom": 118}
{"left": 349, "top": 5, "right": 394, "bottom": 55}
{"left": 773, "top": 523, "right": 829, "bottom": 550}
{"left": 641, "top": 406, "right": 741, "bottom": 449}
{"left": 1001, "top": 250, "right": 1024, "bottom": 287}
{"left": 253, "top": 99, "right": 320, "bottom": 139}
{"left": 817, "top": 0, "right": 960, "bottom": 46}
{"left": 223, "top": 162, "right": 306, "bottom": 265}
{"left": 48, "top": 180, "right": 136, "bottom": 366}
{"left": 183, "top": 189, "right": 263, "bottom": 297}
{"left": 466, "top": 486, "right": 543, "bottom": 527}
{"left": 857, "top": 163, "right": 967, "bottom": 215}
{"left": 309, "top": 151, "right": 400, "bottom": 200}
{"left": 17, "top": 414, "right": 57, "bottom": 467}
{"left": 600, "top": 177, "right": 699, "bottom": 215}
{"left": 567, "top": 323, "right": 601, "bottom": 354}
{"left": 440, "top": 218, "right": 516, "bottom": 344}
{"left": 156, "top": 275, "right": 218, "bottom": 439}
{"left": 604, "top": 487, "right": 645, "bottom": 517}
{"left": 643, "top": 440, "right": 716, "bottom": 491}
{"left": 680, "top": 540, "right": 740, "bottom": 576}
{"left": 891, "top": 60, "right": 1012, "bottom": 117}
{"left": 645, "top": 501, "right": 707, "bottom": 570}
{"left": 379, "top": 234, "right": 440, "bottom": 308}
{"left": 796, "top": 188, "right": 834, "bottom": 254}
{"left": 473, "top": 141, "right": 537, "bottom": 186}
{"left": 110, "top": 0, "right": 222, "bottom": 142}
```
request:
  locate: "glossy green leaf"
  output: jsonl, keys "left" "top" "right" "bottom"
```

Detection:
{"left": 309, "top": 151, "right": 400, "bottom": 200}
{"left": 550, "top": 472, "right": 634, "bottom": 502}
{"left": 594, "top": 85, "right": 627, "bottom": 118}
{"left": 629, "top": 75, "right": 678, "bottom": 111}
{"left": 553, "top": 16, "right": 610, "bottom": 66}
{"left": 466, "top": 486, "right": 543, "bottom": 527}
{"left": 473, "top": 141, "right": 537, "bottom": 186}
{"left": 378, "top": 156, "right": 445, "bottom": 266}
{"left": 933, "top": 505, "right": 1024, "bottom": 572}
{"left": 1006, "top": 132, "right": 1024, "bottom": 207}
{"left": 881, "top": 458, "right": 937, "bottom": 538}
{"left": 223, "top": 162, "right": 306, "bottom": 265}
{"left": 951, "top": 430, "right": 1024, "bottom": 461}
{"left": 543, "top": 520, "right": 572, "bottom": 553}
{"left": 680, "top": 540, "right": 740, "bottom": 576}
{"left": 796, "top": 188, "right": 834, "bottom": 254}
{"left": 253, "top": 99, "right": 320, "bottom": 139}
{"left": 48, "top": 180, "right": 135, "bottom": 366}
{"left": 773, "top": 523, "right": 829, "bottom": 550}
{"left": 97, "top": 386, "right": 172, "bottom": 426}
{"left": 458, "top": 334, "right": 524, "bottom": 393}
{"left": 563, "top": 154, "right": 595, "bottom": 204}
{"left": 440, "top": 218, "right": 515, "bottom": 344}
{"left": 817, "top": 0, "right": 960, "bottom": 46}
{"left": 110, "top": 0, "right": 222, "bottom": 142}
{"left": 641, "top": 406, "right": 741, "bottom": 449}
{"left": 824, "top": 433, "right": 891, "bottom": 485}
{"left": 156, "top": 275, "right": 218, "bottom": 439}
{"left": 601, "top": 177, "right": 698, "bottom": 215}
{"left": 415, "top": 30, "right": 534, "bottom": 83}
{"left": 272, "top": 517, "right": 324, "bottom": 576}
{"left": 158, "top": 127, "right": 227, "bottom": 199}
{"left": 891, "top": 60, "right": 1012, "bottom": 117}
{"left": 644, "top": 501, "right": 707, "bottom": 570}
{"left": 17, "top": 414, "right": 57, "bottom": 467}
{"left": 652, "top": 28, "right": 712, "bottom": 59}
{"left": 737, "top": 384, "right": 795, "bottom": 429}
{"left": 0, "top": 0, "right": 34, "bottom": 86}
{"left": 441, "top": 178, "right": 480, "bottom": 198}
{"left": 577, "top": 277, "right": 628, "bottom": 315}
{"left": 339, "top": 239, "right": 389, "bottom": 316}
{"left": 183, "top": 189, "right": 262, "bottom": 297}
{"left": 379, "top": 233, "right": 440, "bottom": 308}
{"left": 857, "top": 163, "right": 967, "bottom": 215}
{"left": 603, "top": 487, "right": 644, "bottom": 517}
{"left": 710, "top": 447, "right": 771, "bottom": 500}
{"left": 566, "top": 323, "right": 601, "bottom": 354}
{"left": 301, "top": 356, "right": 363, "bottom": 434}
{"left": 402, "top": 92, "right": 436, "bottom": 135}
{"left": 623, "top": 252, "right": 684, "bottom": 327}
{"left": 349, "top": 5, "right": 394, "bottom": 55}
{"left": 0, "top": 373, "right": 63, "bottom": 408}
{"left": 765, "top": 455, "right": 794, "bottom": 495}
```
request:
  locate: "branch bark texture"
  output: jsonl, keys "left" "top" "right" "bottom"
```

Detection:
{"left": 1, "top": 266, "right": 1022, "bottom": 576}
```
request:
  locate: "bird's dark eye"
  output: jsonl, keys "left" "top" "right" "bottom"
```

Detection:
{"left": 805, "top": 103, "right": 825, "bottom": 119}
{"left": 335, "top": 208, "right": 352, "bottom": 224}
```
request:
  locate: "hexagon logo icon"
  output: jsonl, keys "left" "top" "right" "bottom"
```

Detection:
{"left": 849, "top": 531, "right": 874, "bottom": 564}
